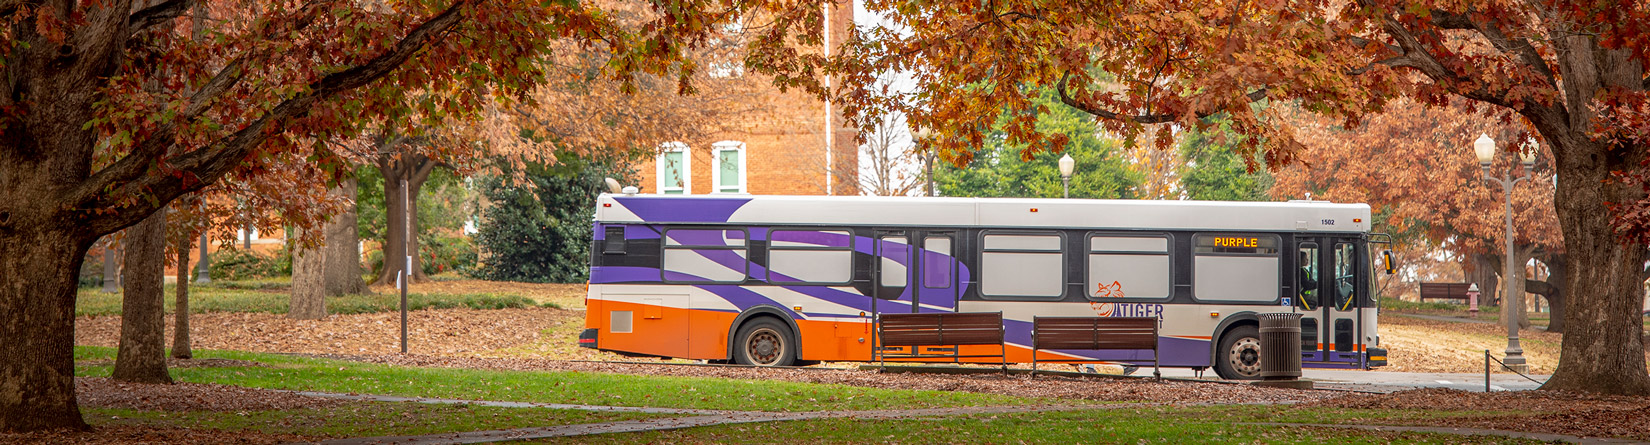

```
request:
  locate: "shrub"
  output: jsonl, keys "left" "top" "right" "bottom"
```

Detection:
{"left": 209, "top": 248, "right": 284, "bottom": 281}
{"left": 471, "top": 154, "right": 631, "bottom": 283}
{"left": 422, "top": 233, "right": 478, "bottom": 276}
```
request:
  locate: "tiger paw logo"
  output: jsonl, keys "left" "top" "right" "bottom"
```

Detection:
{"left": 1088, "top": 281, "right": 1124, "bottom": 317}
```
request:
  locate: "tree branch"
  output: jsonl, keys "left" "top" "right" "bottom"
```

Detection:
{"left": 75, "top": 0, "right": 477, "bottom": 236}
{"left": 1055, "top": 72, "right": 1266, "bottom": 124}
{"left": 1457, "top": 11, "right": 1559, "bottom": 91}
{"left": 129, "top": 0, "right": 195, "bottom": 35}
{"left": 1356, "top": 0, "right": 1519, "bottom": 108}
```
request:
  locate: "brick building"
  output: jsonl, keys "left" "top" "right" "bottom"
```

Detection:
{"left": 630, "top": 4, "right": 858, "bottom": 196}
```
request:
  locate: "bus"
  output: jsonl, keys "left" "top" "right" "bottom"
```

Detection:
{"left": 579, "top": 194, "right": 1389, "bottom": 379}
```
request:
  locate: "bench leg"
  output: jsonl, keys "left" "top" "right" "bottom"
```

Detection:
{"left": 1000, "top": 344, "right": 1008, "bottom": 374}
{"left": 1153, "top": 350, "right": 1162, "bottom": 380}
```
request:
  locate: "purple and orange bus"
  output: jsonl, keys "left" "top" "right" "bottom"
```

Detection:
{"left": 580, "top": 194, "right": 1389, "bottom": 379}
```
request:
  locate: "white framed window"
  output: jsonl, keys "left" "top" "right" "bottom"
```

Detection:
{"left": 1192, "top": 233, "right": 1281, "bottom": 302}
{"left": 1086, "top": 234, "right": 1172, "bottom": 300}
{"left": 662, "top": 228, "right": 748, "bottom": 283}
{"left": 656, "top": 142, "right": 691, "bottom": 195}
{"left": 979, "top": 232, "right": 1065, "bottom": 299}
{"left": 711, "top": 141, "right": 746, "bottom": 194}
{"left": 767, "top": 229, "right": 852, "bottom": 284}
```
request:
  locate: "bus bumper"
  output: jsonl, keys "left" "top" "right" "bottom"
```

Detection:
{"left": 578, "top": 328, "right": 598, "bottom": 349}
{"left": 1367, "top": 347, "right": 1387, "bottom": 368}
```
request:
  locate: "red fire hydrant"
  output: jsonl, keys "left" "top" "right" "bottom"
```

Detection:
{"left": 1466, "top": 283, "right": 1480, "bottom": 318}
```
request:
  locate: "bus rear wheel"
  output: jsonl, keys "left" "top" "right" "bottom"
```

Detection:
{"left": 1215, "top": 325, "right": 1262, "bottom": 380}
{"left": 733, "top": 319, "right": 796, "bottom": 367}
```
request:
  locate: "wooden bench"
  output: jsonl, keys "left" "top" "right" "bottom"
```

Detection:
{"left": 875, "top": 312, "right": 1006, "bottom": 371}
{"left": 1419, "top": 282, "right": 1474, "bottom": 303}
{"left": 1031, "top": 316, "right": 1160, "bottom": 379}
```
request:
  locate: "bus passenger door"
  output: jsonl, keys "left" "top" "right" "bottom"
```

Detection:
{"left": 873, "top": 232, "right": 913, "bottom": 314}
{"left": 1323, "top": 239, "right": 1364, "bottom": 364}
{"left": 1295, "top": 238, "right": 1363, "bottom": 365}
{"left": 916, "top": 232, "right": 959, "bottom": 312}
{"left": 1295, "top": 241, "right": 1326, "bottom": 362}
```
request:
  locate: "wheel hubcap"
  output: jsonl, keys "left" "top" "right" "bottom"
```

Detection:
{"left": 747, "top": 328, "right": 783, "bottom": 365}
{"left": 1229, "top": 337, "right": 1262, "bottom": 376}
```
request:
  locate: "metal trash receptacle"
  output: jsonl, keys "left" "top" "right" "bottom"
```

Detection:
{"left": 1259, "top": 313, "right": 1302, "bottom": 380}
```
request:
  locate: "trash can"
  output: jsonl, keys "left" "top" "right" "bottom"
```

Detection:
{"left": 1259, "top": 313, "right": 1302, "bottom": 380}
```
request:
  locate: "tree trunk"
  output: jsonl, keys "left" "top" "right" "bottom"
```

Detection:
{"left": 1537, "top": 254, "right": 1568, "bottom": 334}
{"left": 0, "top": 227, "right": 92, "bottom": 431}
{"left": 1530, "top": 34, "right": 1650, "bottom": 395}
{"left": 1467, "top": 253, "right": 1499, "bottom": 307}
{"left": 172, "top": 230, "right": 193, "bottom": 359}
{"left": 111, "top": 210, "right": 173, "bottom": 384}
{"left": 290, "top": 228, "right": 328, "bottom": 320}
{"left": 324, "top": 177, "right": 368, "bottom": 296}
{"left": 372, "top": 153, "right": 434, "bottom": 286}
{"left": 1542, "top": 143, "right": 1650, "bottom": 393}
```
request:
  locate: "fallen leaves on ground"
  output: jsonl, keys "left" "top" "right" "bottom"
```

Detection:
{"left": 368, "top": 280, "right": 587, "bottom": 309}
{"left": 0, "top": 425, "right": 318, "bottom": 445}
{"left": 1377, "top": 314, "right": 1566, "bottom": 374}
{"left": 1310, "top": 387, "right": 1650, "bottom": 441}
{"left": 76, "top": 307, "right": 573, "bottom": 357}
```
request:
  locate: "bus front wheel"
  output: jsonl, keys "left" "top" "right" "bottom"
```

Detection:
{"left": 733, "top": 319, "right": 796, "bottom": 367}
{"left": 1215, "top": 325, "right": 1262, "bottom": 380}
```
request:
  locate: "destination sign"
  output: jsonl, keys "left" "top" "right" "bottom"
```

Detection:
{"left": 1195, "top": 234, "right": 1278, "bottom": 255}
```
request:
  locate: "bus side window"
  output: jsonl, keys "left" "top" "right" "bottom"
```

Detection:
{"left": 604, "top": 226, "right": 627, "bottom": 254}
{"left": 1297, "top": 243, "right": 1319, "bottom": 310}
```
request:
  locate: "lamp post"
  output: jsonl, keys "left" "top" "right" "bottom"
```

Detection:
{"left": 1058, "top": 154, "right": 1075, "bottom": 198}
{"left": 195, "top": 231, "right": 211, "bottom": 283}
{"left": 1474, "top": 133, "right": 1535, "bottom": 373}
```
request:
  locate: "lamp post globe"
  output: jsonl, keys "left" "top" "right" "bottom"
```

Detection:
{"left": 1474, "top": 133, "right": 1496, "bottom": 165}
{"left": 1058, "top": 153, "right": 1075, "bottom": 198}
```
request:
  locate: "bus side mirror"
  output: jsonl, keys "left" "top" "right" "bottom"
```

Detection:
{"left": 1381, "top": 250, "right": 1396, "bottom": 275}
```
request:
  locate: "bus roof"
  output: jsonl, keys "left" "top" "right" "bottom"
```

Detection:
{"left": 595, "top": 194, "right": 1372, "bottom": 233}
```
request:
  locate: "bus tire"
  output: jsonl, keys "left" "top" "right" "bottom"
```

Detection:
{"left": 1215, "top": 325, "right": 1262, "bottom": 380}
{"left": 733, "top": 318, "right": 796, "bottom": 367}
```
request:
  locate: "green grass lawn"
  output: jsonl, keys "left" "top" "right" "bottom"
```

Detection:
{"left": 73, "top": 347, "right": 1062, "bottom": 412}
{"left": 86, "top": 403, "right": 659, "bottom": 439}
{"left": 529, "top": 408, "right": 1544, "bottom": 444}
{"left": 75, "top": 281, "right": 554, "bottom": 317}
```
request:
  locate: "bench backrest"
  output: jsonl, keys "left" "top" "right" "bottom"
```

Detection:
{"left": 1419, "top": 282, "right": 1473, "bottom": 299}
{"left": 878, "top": 312, "right": 1004, "bottom": 347}
{"left": 1033, "top": 317, "right": 1157, "bottom": 350}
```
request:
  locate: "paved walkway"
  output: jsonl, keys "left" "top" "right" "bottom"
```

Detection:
{"left": 288, "top": 391, "right": 1626, "bottom": 445}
